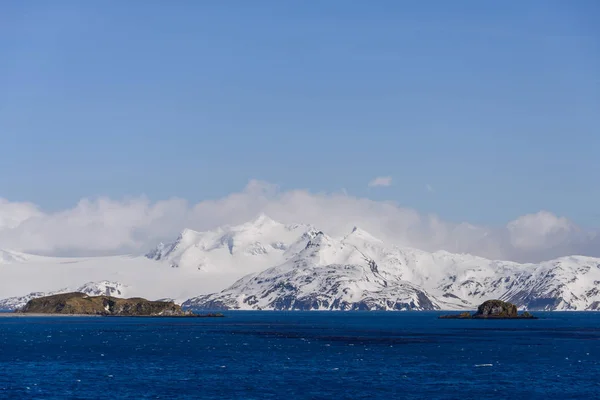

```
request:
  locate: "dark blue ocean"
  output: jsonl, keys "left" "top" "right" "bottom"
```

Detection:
{"left": 0, "top": 312, "right": 599, "bottom": 399}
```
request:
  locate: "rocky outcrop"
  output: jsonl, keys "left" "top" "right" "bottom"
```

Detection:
{"left": 476, "top": 299, "right": 518, "bottom": 317}
{"left": 17, "top": 292, "right": 194, "bottom": 316}
{"left": 0, "top": 281, "right": 129, "bottom": 311}
{"left": 440, "top": 300, "right": 536, "bottom": 319}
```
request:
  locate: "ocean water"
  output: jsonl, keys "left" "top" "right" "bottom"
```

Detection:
{"left": 0, "top": 312, "right": 599, "bottom": 399}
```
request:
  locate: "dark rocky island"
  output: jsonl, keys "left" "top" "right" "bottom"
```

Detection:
{"left": 439, "top": 300, "right": 537, "bottom": 319}
{"left": 16, "top": 292, "right": 224, "bottom": 317}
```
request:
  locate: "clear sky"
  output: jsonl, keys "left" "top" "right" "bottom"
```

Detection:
{"left": 1, "top": 1, "right": 598, "bottom": 227}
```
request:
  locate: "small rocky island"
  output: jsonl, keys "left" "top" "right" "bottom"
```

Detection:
{"left": 16, "top": 292, "right": 224, "bottom": 317}
{"left": 439, "top": 300, "right": 537, "bottom": 319}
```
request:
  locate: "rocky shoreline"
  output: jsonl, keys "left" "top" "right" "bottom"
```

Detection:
{"left": 0, "top": 313, "right": 224, "bottom": 318}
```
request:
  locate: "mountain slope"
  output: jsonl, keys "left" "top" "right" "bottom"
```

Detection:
{"left": 184, "top": 232, "right": 442, "bottom": 311}
{"left": 185, "top": 225, "right": 600, "bottom": 311}
{"left": 499, "top": 257, "right": 600, "bottom": 310}
{"left": 0, "top": 249, "right": 48, "bottom": 264}
{"left": 146, "top": 214, "right": 316, "bottom": 273}
{"left": 340, "top": 228, "right": 600, "bottom": 310}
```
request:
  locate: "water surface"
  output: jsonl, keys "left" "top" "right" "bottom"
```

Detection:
{"left": 0, "top": 311, "right": 598, "bottom": 399}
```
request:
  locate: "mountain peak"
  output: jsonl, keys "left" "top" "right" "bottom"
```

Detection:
{"left": 239, "top": 213, "right": 281, "bottom": 230}
{"left": 345, "top": 226, "right": 384, "bottom": 243}
{"left": 252, "top": 213, "right": 276, "bottom": 225}
{"left": 302, "top": 231, "right": 333, "bottom": 250}
{"left": 179, "top": 228, "right": 201, "bottom": 237}
{"left": 176, "top": 228, "right": 203, "bottom": 244}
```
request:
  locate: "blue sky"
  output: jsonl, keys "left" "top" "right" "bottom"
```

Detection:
{"left": 1, "top": 1, "right": 598, "bottom": 227}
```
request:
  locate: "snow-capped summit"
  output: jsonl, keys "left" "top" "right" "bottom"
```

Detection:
{"left": 145, "top": 227, "right": 208, "bottom": 262}
{"left": 184, "top": 231, "right": 440, "bottom": 311}
{"left": 242, "top": 213, "right": 280, "bottom": 229}
{"left": 296, "top": 231, "right": 370, "bottom": 267}
{"left": 145, "top": 215, "right": 316, "bottom": 272}
{"left": 344, "top": 226, "right": 384, "bottom": 244}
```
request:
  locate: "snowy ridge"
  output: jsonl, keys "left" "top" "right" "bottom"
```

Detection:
{"left": 145, "top": 214, "right": 316, "bottom": 273}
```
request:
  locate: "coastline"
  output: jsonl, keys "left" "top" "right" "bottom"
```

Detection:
{"left": 0, "top": 313, "right": 103, "bottom": 317}
{"left": 0, "top": 312, "right": 225, "bottom": 318}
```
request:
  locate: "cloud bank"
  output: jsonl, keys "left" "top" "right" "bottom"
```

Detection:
{"left": 0, "top": 180, "right": 598, "bottom": 263}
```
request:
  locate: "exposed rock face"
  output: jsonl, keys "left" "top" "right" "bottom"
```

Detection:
{"left": 18, "top": 292, "right": 193, "bottom": 316}
{"left": 476, "top": 300, "right": 518, "bottom": 318}
{"left": 440, "top": 300, "right": 536, "bottom": 319}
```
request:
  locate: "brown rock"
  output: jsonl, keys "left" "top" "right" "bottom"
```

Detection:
{"left": 17, "top": 292, "right": 192, "bottom": 316}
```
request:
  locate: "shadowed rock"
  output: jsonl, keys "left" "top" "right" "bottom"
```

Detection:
{"left": 477, "top": 299, "right": 518, "bottom": 317}
{"left": 440, "top": 300, "right": 537, "bottom": 319}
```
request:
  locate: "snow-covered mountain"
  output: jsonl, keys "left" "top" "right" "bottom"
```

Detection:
{"left": 2, "top": 215, "right": 600, "bottom": 311}
{"left": 0, "top": 215, "right": 318, "bottom": 310}
{"left": 184, "top": 231, "right": 441, "bottom": 310}
{"left": 145, "top": 214, "right": 316, "bottom": 273}
{"left": 185, "top": 225, "right": 600, "bottom": 311}
{"left": 0, "top": 281, "right": 129, "bottom": 310}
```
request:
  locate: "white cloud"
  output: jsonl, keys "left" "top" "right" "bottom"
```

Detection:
{"left": 0, "top": 180, "right": 597, "bottom": 262}
{"left": 0, "top": 199, "right": 42, "bottom": 229}
{"left": 368, "top": 176, "right": 392, "bottom": 187}
{"left": 507, "top": 211, "right": 578, "bottom": 250}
